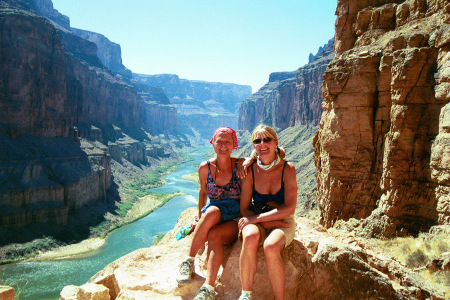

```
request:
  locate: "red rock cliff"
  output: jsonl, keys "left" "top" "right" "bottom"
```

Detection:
{"left": 0, "top": 7, "right": 144, "bottom": 137}
{"left": 238, "top": 40, "right": 334, "bottom": 131}
{"left": 314, "top": 0, "right": 450, "bottom": 236}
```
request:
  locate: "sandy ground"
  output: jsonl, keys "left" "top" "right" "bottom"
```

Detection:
{"left": 33, "top": 238, "right": 106, "bottom": 260}
{"left": 181, "top": 172, "right": 199, "bottom": 183}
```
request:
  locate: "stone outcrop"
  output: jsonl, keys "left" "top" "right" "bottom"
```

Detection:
{"left": 0, "top": 286, "right": 14, "bottom": 300}
{"left": 134, "top": 74, "right": 252, "bottom": 138}
{"left": 239, "top": 39, "right": 334, "bottom": 131}
{"left": 135, "top": 83, "right": 178, "bottom": 134}
{"left": 71, "top": 28, "right": 133, "bottom": 81}
{"left": 61, "top": 284, "right": 110, "bottom": 300}
{"left": 61, "top": 208, "right": 445, "bottom": 299}
{"left": 0, "top": 134, "right": 111, "bottom": 229}
{"left": 313, "top": 0, "right": 450, "bottom": 236}
{"left": 77, "top": 125, "right": 151, "bottom": 167}
{"left": 33, "top": 0, "right": 69, "bottom": 28}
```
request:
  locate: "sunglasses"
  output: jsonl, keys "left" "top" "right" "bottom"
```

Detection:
{"left": 253, "top": 137, "right": 273, "bottom": 144}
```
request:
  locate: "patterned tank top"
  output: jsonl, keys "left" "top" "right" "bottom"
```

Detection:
{"left": 206, "top": 159, "right": 241, "bottom": 201}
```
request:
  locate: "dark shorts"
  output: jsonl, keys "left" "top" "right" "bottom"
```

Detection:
{"left": 201, "top": 199, "right": 241, "bottom": 223}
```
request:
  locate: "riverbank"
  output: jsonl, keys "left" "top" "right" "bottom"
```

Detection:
{"left": 0, "top": 146, "right": 208, "bottom": 300}
{"left": 0, "top": 152, "right": 192, "bottom": 264}
{"left": 31, "top": 191, "right": 183, "bottom": 261}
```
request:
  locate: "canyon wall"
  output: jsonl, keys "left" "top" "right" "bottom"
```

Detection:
{"left": 238, "top": 39, "right": 334, "bottom": 131}
{"left": 71, "top": 28, "right": 133, "bottom": 81}
{"left": 134, "top": 74, "right": 252, "bottom": 138}
{"left": 0, "top": 0, "right": 176, "bottom": 230}
{"left": 0, "top": 5, "right": 144, "bottom": 138}
{"left": 0, "top": 135, "right": 110, "bottom": 228}
{"left": 32, "top": 0, "right": 177, "bottom": 136}
{"left": 135, "top": 84, "right": 178, "bottom": 133}
{"left": 34, "top": 0, "right": 69, "bottom": 28}
{"left": 68, "top": 27, "right": 177, "bottom": 136}
{"left": 0, "top": 5, "right": 109, "bottom": 228}
{"left": 313, "top": 0, "right": 450, "bottom": 236}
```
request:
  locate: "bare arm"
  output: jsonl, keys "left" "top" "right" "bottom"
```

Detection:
{"left": 238, "top": 162, "right": 297, "bottom": 230}
{"left": 236, "top": 157, "right": 253, "bottom": 179}
{"left": 197, "top": 161, "right": 209, "bottom": 219}
{"left": 239, "top": 167, "right": 254, "bottom": 218}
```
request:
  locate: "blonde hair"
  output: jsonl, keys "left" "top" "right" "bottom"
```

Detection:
{"left": 250, "top": 124, "right": 286, "bottom": 160}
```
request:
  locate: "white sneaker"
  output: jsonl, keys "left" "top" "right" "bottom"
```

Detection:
{"left": 176, "top": 259, "right": 194, "bottom": 285}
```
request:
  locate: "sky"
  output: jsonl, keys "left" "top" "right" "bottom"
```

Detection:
{"left": 51, "top": 1, "right": 337, "bottom": 92}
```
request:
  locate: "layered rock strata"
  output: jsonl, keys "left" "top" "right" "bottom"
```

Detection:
{"left": 31, "top": 0, "right": 178, "bottom": 136}
{"left": 0, "top": 6, "right": 144, "bottom": 137}
{"left": 0, "top": 1, "right": 171, "bottom": 229}
{"left": 135, "top": 84, "right": 178, "bottom": 134}
{"left": 60, "top": 208, "right": 445, "bottom": 300}
{"left": 0, "top": 135, "right": 110, "bottom": 228}
{"left": 239, "top": 39, "right": 334, "bottom": 131}
{"left": 134, "top": 74, "right": 251, "bottom": 114}
{"left": 313, "top": 0, "right": 450, "bottom": 236}
{"left": 71, "top": 28, "right": 132, "bottom": 81}
{"left": 134, "top": 74, "right": 252, "bottom": 138}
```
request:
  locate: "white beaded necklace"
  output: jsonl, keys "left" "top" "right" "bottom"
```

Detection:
{"left": 257, "top": 153, "right": 280, "bottom": 170}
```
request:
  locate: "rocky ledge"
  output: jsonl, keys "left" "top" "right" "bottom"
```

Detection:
{"left": 60, "top": 208, "right": 445, "bottom": 300}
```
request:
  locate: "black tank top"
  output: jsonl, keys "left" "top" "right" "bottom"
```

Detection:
{"left": 251, "top": 161, "right": 287, "bottom": 205}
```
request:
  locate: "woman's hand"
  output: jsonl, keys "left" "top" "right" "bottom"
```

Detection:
{"left": 237, "top": 157, "right": 253, "bottom": 179}
{"left": 238, "top": 216, "right": 256, "bottom": 230}
{"left": 189, "top": 218, "right": 199, "bottom": 234}
{"left": 260, "top": 220, "right": 290, "bottom": 229}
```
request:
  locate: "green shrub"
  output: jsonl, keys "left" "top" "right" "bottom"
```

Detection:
{"left": 2, "top": 237, "right": 60, "bottom": 262}
{"left": 153, "top": 234, "right": 165, "bottom": 245}
{"left": 90, "top": 220, "right": 112, "bottom": 238}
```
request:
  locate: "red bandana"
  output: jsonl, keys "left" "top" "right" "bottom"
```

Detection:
{"left": 209, "top": 127, "right": 238, "bottom": 149}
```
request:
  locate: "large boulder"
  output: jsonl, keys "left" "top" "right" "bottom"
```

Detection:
{"left": 60, "top": 208, "right": 444, "bottom": 299}
{"left": 0, "top": 286, "right": 14, "bottom": 300}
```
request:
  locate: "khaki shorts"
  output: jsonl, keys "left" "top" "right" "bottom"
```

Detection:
{"left": 242, "top": 215, "right": 296, "bottom": 248}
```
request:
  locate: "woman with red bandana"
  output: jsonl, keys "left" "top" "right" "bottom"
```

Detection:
{"left": 177, "top": 126, "right": 245, "bottom": 300}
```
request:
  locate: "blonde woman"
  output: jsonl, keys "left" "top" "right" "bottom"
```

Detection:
{"left": 238, "top": 125, "right": 297, "bottom": 300}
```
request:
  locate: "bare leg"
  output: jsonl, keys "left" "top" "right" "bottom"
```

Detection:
{"left": 263, "top": 230, "right": 286, "bottom": 300}
{"left": 205, "top": 220, "right": 239, "bottom": 286}
{"left": 188, "top": 206, "right": 221, "bottom": 257}
{"left": 239, "top": 224, "right": 261, "bottom": 291}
